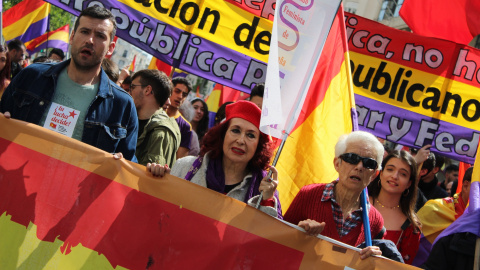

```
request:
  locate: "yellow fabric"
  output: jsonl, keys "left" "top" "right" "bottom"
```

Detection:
{"left": 276, "top": 61, "right": 354, "bottom": 212}
{"left": 417, "top": 198, "right": 456, "bottom": 243}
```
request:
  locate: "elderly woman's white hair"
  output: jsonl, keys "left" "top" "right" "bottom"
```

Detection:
{"left": 334, "top": 131, "right": 384, "bottom": 169}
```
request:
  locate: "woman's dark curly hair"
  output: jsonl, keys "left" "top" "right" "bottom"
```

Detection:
{"left": 200, "top": 119, "right": 273, "bottom": 171}
{"left": 191, "top": 98, "right": 209, "bottom": 142}
{"left": 368, "top": 150, "right": 422, "bottom": 233}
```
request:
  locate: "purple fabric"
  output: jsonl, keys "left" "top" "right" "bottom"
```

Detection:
{"left": 8, "top": 17, "right": 48, "bottom": 43}
{"left": 434, "top": 181, "right": 480, "bottom": 245}
{"left": 175, "top": 116, "right": 192, "bottom": 149}
{"left": 356, "top": 94, "right": 479, "bottom": 164}
{"left": 43, "top": 0, "right": 266, "bottom": 94}
{"left": 27, "top": 39, "right": 69, "bottom": 55}
{"left": 206, "top": 157, "right": 265, "bottom": 204}
{"left": 183, "top": 155, "right": 283, "bottom": 218}
{"left": 184, "top": 156, "right": 203, "bottom": 181}
{"left": 411, "top": 234, "right": 432, "bottom": 267}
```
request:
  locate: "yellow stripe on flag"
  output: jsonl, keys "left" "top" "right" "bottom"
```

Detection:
{"left": 473, "top": 143, "right": 480, "bottom": 183}
{"left": 277, "top": 61, "right": 354, "bottom": 210}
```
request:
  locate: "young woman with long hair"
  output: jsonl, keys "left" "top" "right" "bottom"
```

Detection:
{"left": 368, "top": 150, "right": 422, "bottom": 264}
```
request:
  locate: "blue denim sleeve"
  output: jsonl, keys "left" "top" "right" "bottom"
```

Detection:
{"left": 116, "top": 99, "right": 138, "bottom": 161}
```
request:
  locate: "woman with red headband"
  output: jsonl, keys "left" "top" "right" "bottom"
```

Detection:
{"left": 148, "top": 100, "right": 282, "bottom": 218}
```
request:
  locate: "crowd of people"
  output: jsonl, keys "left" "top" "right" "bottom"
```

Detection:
{"left": 0, "top": 5, "right": 477, "bottom": 269}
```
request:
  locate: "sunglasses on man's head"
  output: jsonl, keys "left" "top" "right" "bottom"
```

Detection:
{"left": 339, "top": 153, "right": 378, "bottom": 170}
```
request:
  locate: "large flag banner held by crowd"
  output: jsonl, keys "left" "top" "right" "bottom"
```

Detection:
{"left": 0, "top": 116, "right": 420, "bottom": 269}
{"left": 45, "top": 0, "right": 273, "bottom": 93}
{"left": 346, "top": 13, "right": 480, "bottom": 164}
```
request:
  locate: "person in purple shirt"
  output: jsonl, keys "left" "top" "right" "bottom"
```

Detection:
{"left": 166, "top": 76, "right": 193, "bottom": 159}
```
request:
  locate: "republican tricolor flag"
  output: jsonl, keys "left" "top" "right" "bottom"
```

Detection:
{"left": 128, "top": 55, "right": 136, "bottom": 72}
{"left": 3, "top": 0, "right": 50, "bottom": 43}
{"left": 25, "top": 25, "right": 69, "bottom": 55}
{"left": 0, "top": 115, "right": 415, "bottom": 269}
{"left": 261, "top": 2, "right": 356, "bottom": 211}
{"left": 434, "top": 143, "right": 480, "bottom": 244}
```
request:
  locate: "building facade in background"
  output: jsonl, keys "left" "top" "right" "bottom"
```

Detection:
{"left": 110, "top": 38, "right": 152, "bottom": 72}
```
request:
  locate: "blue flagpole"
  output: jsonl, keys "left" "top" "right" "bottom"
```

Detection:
{"left": 45, "top": 16, "right": 50, "bottom": 56}
{"left": 361, "top": 189, "right": 372, "bottom": 246}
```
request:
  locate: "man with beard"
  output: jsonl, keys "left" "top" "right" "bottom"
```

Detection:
{"left": 7, "top": 39, "right": 26, "bottom": 79}
{"left": 0, "top": 6, "right": 138, "bottom": 161}
{"left": 130, "top": 69, "right": 180, "bottom": 167}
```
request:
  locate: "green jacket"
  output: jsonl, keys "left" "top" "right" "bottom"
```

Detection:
{"left": 136, "top": 109, "right": 180, "bottom": 167}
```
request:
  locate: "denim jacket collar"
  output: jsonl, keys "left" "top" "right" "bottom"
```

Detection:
{"left": 41, "top": 59, "right": 113, "bottom": 98}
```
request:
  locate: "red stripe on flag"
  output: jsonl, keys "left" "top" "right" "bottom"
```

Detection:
{"left": 3, "top": 0, "right": 47, "bottom": 28}
{"left": 290, "top": 11, "right": 346, "bottom": 132}
{"left": 0, "top": 137, "right": 303, "bottom": 269}
{"left": 224, "top": 0, "right": 274, "bottom": 21}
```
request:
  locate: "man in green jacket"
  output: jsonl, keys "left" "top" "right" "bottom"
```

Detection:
{"left": 130, "top": 69, "right": 180, "bottom": 167}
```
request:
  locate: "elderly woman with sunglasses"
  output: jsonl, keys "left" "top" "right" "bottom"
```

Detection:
{"left": 284, "top": 131, "right": 385, "bottom": 259}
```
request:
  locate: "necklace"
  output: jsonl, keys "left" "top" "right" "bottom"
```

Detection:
{"left": 376, "top": 199, "right": 400, "bottom": 210}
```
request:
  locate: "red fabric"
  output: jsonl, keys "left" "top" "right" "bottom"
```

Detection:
{"left": 400, "top": 0, "right": 479, "bottom": 45}
{"left": 3, "top": 0, "right": 46, "bottom": 28}
{"left": 466, "top": 0, "right": 480, "bottom": 38}
{"left": 260, "top": 198, "right": 275, "bottom": 207}
{"left": 26, "top": 25, "right": 69, "bottom": 52}
{"left": 284, "top": 183, "right": 384, "bottom": 247}
{"left": 225, "top": 100, "right": 262, "bottom": 129}
{"left": 456, "top": 162, "right": 472, "bottom": 194}
{"left": 384, "top": 224, "right": 420, "bottom": 265}
{"left": 221, "top": 85, "right": 250, "bottom": 104}
{"left": 0, "top": 137, "right": 304, "bottom": 269}
{"left": 454, "top": 194, "right": 467, "bottom": 219}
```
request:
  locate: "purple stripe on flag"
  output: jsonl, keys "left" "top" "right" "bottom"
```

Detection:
{"left": 355, "top": 94, "right": 479, "bottom": 164}
{"left": 27, "top": 40, "right": 68, "bottom": 55}
{"left": 8, "top": 17, "right": 48, "bottom": 43}
{"left": 43, "top": 0, "right": 265, "bottom": 94}
{"left": 351, "top": 107, "right": 359, "bottom": 131}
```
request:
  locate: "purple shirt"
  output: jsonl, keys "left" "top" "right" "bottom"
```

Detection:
{"left": 174, "top": 113, "right": 192, "bottom": 149}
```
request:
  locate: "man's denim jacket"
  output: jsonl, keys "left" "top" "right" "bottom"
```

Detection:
{"left": 0, "top": 60, "right": 138, "bottom": 161}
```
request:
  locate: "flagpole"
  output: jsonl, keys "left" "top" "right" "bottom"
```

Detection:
{"left": 338, "top": 5, "right": 373, "bottom": 247}
{"left": 255, "top": 2, "right": 343, "bottom": 210}
{"left": 45, "top": 16, "right": 50, "bottom": 56}
{"left": 475, "top": 238, "right": 480, "bottom": 270}
{"left": 0, "top": 2, "right": 3, "bottom": 45}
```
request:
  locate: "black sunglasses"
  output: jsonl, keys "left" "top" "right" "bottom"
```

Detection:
{"left": 339, "top": 153, "right": 378, "bottom": 170}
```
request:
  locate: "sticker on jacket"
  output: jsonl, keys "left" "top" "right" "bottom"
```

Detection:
{"left": 43, "top": 102, "right": 80, "bottom": 138}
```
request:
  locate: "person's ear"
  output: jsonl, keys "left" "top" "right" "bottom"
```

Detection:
{"left": 144, "top": 85, "right": 152, "bottom": 95}
{"left": 334, "top": 157, "right": 341, "bottom": 172}
{"left": 106, "top": 37, "right": 116, "bottom": 57}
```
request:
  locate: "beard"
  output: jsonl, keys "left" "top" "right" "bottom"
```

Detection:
{"left": 70, "top": 45, "right": 103, "bottom": 71}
